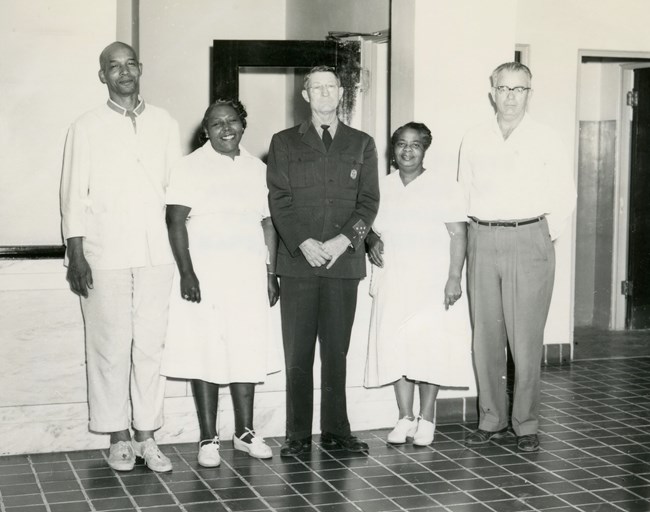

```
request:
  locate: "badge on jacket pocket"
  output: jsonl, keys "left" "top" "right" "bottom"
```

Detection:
{"left": 350, "top": 169, "right": 358, "bottom": 180}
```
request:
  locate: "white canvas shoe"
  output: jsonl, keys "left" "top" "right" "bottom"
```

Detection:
{"left": 198, "top": 436, "right": 221, "bottom": 467}
{"left": 132, "top": 438, "right": 173, "bottom": 472}
{"left": 413, "top": 417, "right": 435, "bottom": 446}
{"left": 387, "top": 417, "right": 418, "bottom": 444}
{"left": 233, "top": 429, "right": 272, "bottom": 459}
{"left": 107, "top": 441, "right": 135, "bottom": 471}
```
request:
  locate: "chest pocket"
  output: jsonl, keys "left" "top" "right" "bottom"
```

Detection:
{"left": 338, "top": 153, "right": 362, "bottom": 189}
{"left": 288, "top": 154, "right": 317, "bottom": 188}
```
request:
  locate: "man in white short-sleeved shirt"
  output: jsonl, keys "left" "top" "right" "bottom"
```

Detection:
{"left": 458, "top": 62, "right": 576, "bottom": 452}
{"left": 60, "top": 41, "right": 181, "bottom": 472}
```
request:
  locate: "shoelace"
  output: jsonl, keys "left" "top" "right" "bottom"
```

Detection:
{"left": 200, "top": 436, "right": 220, "bottom": 448}
{"left": 140, "top": 439, "right": 165, "bottom": 459}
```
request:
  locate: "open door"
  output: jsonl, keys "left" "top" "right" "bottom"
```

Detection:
{"left": 626, "top": 67, "right": 650, "bottom": 328}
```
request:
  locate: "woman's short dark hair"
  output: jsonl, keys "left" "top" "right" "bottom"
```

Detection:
{"left": 199, "top": 98, "right": 248, "bottom": 144}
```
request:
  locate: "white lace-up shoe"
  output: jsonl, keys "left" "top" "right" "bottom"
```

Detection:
{"left": 198, "top": 436, "right": 221, "bottom": 467}
{"left": 233, "top": 429, "right": 273, "bottom": 459}
{"left": 132, "top": 438, "right": 172, "bottom": 472}
{"left": 413, "top": 417, "right": 435, "bottom": 446}
{"left": 107, "top": 441, "right": 135, "bottom": 471}
{"left": 387, "top": 417, "right": 418, "bottom": 444}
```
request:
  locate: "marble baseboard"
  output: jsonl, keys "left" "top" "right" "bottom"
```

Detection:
{"left": 0, "top": 385, "right": 478, "bottom": 455}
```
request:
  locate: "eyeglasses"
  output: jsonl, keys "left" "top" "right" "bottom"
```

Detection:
{"left": 493, "top": 85, "right": 531, "bottom": 95}
{"left": 307, "top": 84, "right": 339, "bottom": 94}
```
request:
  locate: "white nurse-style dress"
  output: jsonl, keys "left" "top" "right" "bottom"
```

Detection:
{"left": 161, "top": 142, "right": 276, "bottom": 384}
{"left": 364, "top": 169, "right": 473, "bottom": 388}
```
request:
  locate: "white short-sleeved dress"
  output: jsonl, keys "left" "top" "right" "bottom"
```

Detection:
{"left": 364, "top": 170, "right": 473, "bottom": 388}
{"left": 161, "top": 142, "right": 274, "bottom": 384}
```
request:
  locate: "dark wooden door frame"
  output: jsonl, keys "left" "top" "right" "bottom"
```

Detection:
{"left": 211, "top": 40, "right": 340, "bottom": 101}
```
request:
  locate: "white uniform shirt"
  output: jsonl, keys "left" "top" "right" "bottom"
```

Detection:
{"left": 458, "top": 114, "right": 576, "bottom": 240}
{"left": 60, "top": 100, "right": 182, "bottom": 269}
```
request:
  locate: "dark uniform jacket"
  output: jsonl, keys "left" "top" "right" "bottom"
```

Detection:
{"left": 267, "top": 121, "right": 380, "bottom": 279}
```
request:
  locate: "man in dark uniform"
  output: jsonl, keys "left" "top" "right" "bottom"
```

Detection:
{"left": 267, "top": 65, "right": 379, "bottom": 456}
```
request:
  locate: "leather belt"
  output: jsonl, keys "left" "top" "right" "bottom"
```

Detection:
{"left": 470, "top": 216, "right": 544, "bottom": 227}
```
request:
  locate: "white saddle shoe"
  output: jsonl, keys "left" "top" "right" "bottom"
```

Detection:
{"left": 233, "top": 429, "right": 272, "bottom": 459}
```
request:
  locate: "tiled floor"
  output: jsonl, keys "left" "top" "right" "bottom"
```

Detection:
{"left": 2, "top": 342, "right": 650, "bottom": 511}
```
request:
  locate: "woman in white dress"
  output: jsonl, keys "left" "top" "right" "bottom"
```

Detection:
{"left": 162, "top": 99, "right": 279, "bottom": 466}
{"left": 365, "top": 122, "right": 472, "bottom": 446}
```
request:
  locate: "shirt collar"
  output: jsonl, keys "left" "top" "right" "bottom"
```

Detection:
{"left": 313, "top": 117, "right": 339, "bottom": 136}
{"left": 491, "top": 112, "right": 530, "bottom": 137}
{"left": 106, "top": 97, "right": 146, "bottom": 117}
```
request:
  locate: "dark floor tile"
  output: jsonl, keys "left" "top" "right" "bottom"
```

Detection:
{"left": 430, "top": 491, "right": 476, "bottom": 506}
{"left": 44, "top": 489, "right": 87, "bottom": 503}
{"left": 317, "top": 502, "right": 366, "bottom": 512}
{"left": 378, "top": 483, "right": 421, "bottom": 498}
{"left": 214, "top": 485, "right": 258, "bottom": 500}
{"left": 221, "top": 498, "right": 267, "bottom": 511}
{"left": 354, "top": 499, "right": 402, "bottom": 512}
{"left": 0, "top": 483, "right": 42, "bottom": 496}
{"left": 49, "top": 501, "right": 92, "bottom": 512}
{"left": 40, "top": 479, "right": 81, "bottom": 493}
{"left": 4, "top": 506, "right": 48, "bottom": 512}
{"left": 2, "top": 493, "right": 44, "bottom": 507}
{"left": 91, "top": 496, "right": 134, "bottom": 511}
{"left": 173, "top": 489, "right": 218, "bottom": 504}
{"left": 392, "top": 494, "right": 438, "bottom": 509}
{"left": 467, "top": 487, "right": 512, "bottom": 502}
{"left": 303, "top": 491, "right": 348, "bottom": 505}
{"left": 132, "top": 493, "right": 176, "bottom": 507}
{"left": 446, "top": 503, "right": 493, "bottom": 512}
{"left": 184, "top": 502, "right": 228, "bottom": 512}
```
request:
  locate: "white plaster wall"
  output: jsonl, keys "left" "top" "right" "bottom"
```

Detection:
{"left": 285, "top": 0, "right": 389, "bottom": 40}
{"left": 0, "top": 0, "right": 116, "bottom": 246}
{"left": 138, "top": 0, "right": 287, "bottom": 157}
{"left": 516, "top": 0, "right": 650, "bottom": 344}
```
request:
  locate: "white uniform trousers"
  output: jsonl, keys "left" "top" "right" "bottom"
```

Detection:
{"left": 81, "top": 264, "right": 174, "bottom": 433}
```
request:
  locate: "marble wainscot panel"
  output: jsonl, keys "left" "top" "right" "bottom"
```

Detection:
{"left": 0, "top": 260, "right": 477, "bottom": 455}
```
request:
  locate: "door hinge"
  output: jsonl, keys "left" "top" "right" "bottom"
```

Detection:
{"left": 627, "top": 89, "right": 638, "bottom": 107}
{"left": 622, "top": 280, "right": 633, "bottom": 296}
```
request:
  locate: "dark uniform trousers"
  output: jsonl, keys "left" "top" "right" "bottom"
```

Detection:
{"left": 280, "top": 276, "right": 360, "bottom": 440}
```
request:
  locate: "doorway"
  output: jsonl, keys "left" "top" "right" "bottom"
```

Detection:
{"left": 574, "top": 53, "right": 650, "bottom": 344}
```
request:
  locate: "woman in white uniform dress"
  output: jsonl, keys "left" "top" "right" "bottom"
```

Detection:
{"left": 162, "top": 100, "right": 279, "bottom": 466}
{"left": 365, "top": 122, "right": 472, "bottom": 446}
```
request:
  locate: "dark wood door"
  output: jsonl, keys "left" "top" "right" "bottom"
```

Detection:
{"left": 626, "top": 68, "right": 650, "bottom": 328}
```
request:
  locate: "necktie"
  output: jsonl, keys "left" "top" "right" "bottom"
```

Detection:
{"left": 321, "top": 124, "right": 332, "bottom": 151}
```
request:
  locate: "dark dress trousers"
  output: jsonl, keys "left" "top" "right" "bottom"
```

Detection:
{"left": 267, "top": 121, "right": 379, "bottom": 440}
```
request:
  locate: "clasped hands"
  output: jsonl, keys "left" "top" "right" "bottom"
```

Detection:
{"left": 299, "top": 234, "right": 350, "bottom": 269}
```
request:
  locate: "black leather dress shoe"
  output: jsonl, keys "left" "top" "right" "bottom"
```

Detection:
{"left": 517, "top": 434, "right": 540, "bottom": 452}
{"left": 320, "top": 432, "right": 369, "bottom": 453}
{"left": 280, "top": 438, "right": 311, "bottom": 457}
{"left": 465, "top": 427, "right": 512, "bottom": 446}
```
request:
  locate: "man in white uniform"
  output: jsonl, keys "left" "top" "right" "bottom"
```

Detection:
{"left": 60, "top": 42, "right": 181, "bottom": 471}
{"left": 458, "top": 62, "right": 576, "bottom": 452}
